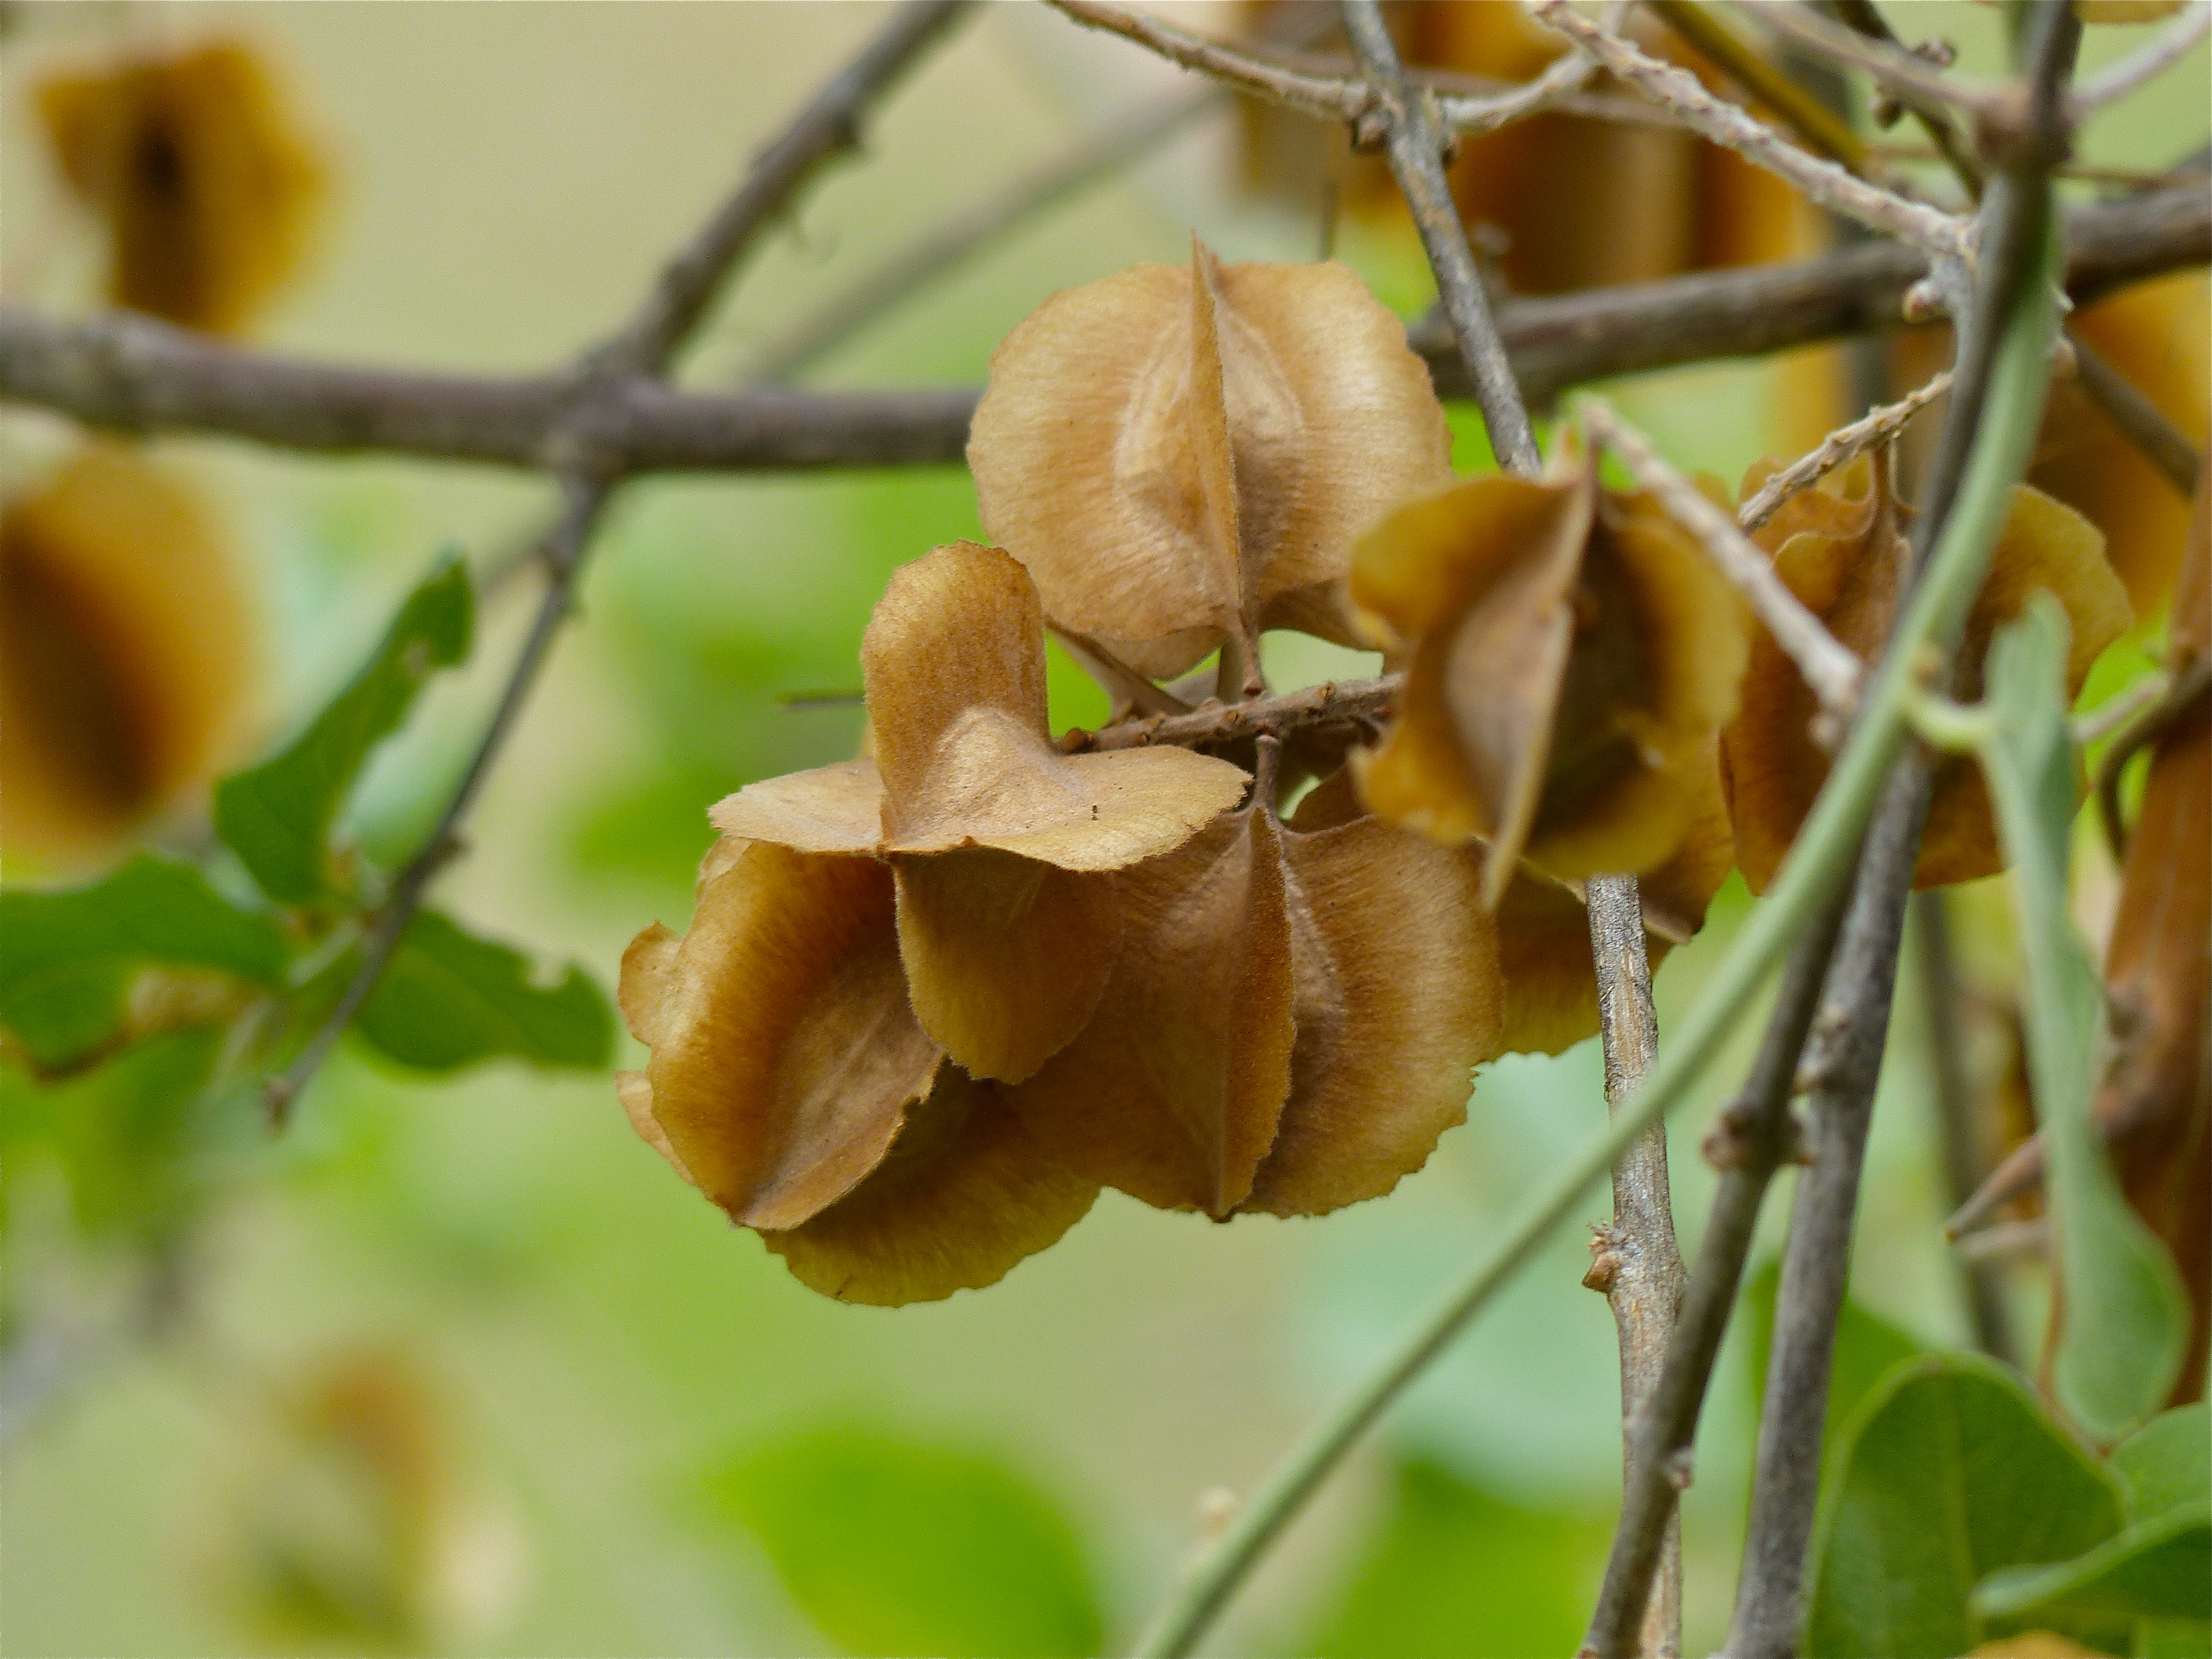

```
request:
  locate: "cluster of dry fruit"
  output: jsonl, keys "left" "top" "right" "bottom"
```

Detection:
{"left": 3, "top": 37, "right": 329, "bottom": 869}
{"left": 618, "top": 242, "right": 2133, "bottom": 1305}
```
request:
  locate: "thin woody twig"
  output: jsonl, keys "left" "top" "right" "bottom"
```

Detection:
{"left": 1827, "top": 0, "right": 1985, "bottom": 197}
{"left": 1340, "top": 0, "right": 1540, "bottom": 473}
{"left": 1582, "top": 873, "right": 1688, "bottom": 1659}
{"left": 1048, "top": 0, "right": 1373, "bottom": 126}
{"left": 5, "top": 186, "right": 2200, "bottom": 467}
{"left": 1335, "top": 8, "right": 1683, "bottom": 1651}
{"left": 1533, "top": 2, "right": 1978, "bottom": 263}
{"left": 1739, "top": 1, "right": 2014, "bottom": 128}
{"left": 1045, "top": 0, "right": 1609, "bottom": 143}
{"left": 1646, "top": 0, "right": 1868, "bottom": 172}
{"left": 1580, "top": 883, "right": 1858, "bottom": 1659}
{"left": 2067, "top": 331, "right": 2205, "bottom": 498}
{"left": 1578, "top": 398, "right": 1864, "bottom": 721}
{"left": 1728, "top": 8, "right": 2082, "bottom": 1652}
{"left": 2074, "top": 4, "right": 2212, "bottom": 113}
{"left": 1066, "top": 673, "right": 1399, "bottom": 754}
{"left": 1735, "top": 372, "right": 1954, "bottom": 533}
{"left": 264, "top": 0, "right": 970, "bottom": 1126}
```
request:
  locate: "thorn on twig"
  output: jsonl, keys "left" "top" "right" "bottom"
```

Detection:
{"left": 1584, "top": 1224, "right": 1626, "bottom": 1294}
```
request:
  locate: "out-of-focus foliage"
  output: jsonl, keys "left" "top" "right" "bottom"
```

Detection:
{"left": 2, "top": 556, "right": 611, "bottom": 1260}
{"left": 699, "top": 1426, "right": 1103, "bottom": 1658}
{"left": 355, "top": 910, "right": 614, "bottom": 1074}
{"left": 0, "top": 855, "right": 285, "bottom": 1069}
{"left": 1298, "top": 1457, "right": 1603, "bottom": 1658}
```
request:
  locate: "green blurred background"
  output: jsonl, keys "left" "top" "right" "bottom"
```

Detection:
{"left": 1, "top": 4, "right": 2203, "bottom": 1654}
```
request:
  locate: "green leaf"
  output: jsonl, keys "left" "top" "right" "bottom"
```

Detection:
{"left": 2116, "top": 1405, "right": 2212, "bottom": 1526}
{"left": 1973, "top": 595, "right": 2189, "bottom": 1439}
{"left": 701, "top": 1426, "right": 1102, "bottom": 1659}
{"left": 1302, "top": 1458, "right": 1603, "bottom": 1659}
{"left": 1, "top": 1027, "right": 226, "bottom": 1239}
{"left": 0, "top": 856, "right": 288, "bottom": 1068}
{"left": 352, "top": 911, "right": 612, "bottom": 1074}
{"left": 1743, "top": 1258, "right": 1923, "bottom": 1472}
{"left": 1973, "top": 1506, "right": 2211, "bottom": 1627}
{"left": 215, "top": 557, "right": 472, "bottom": 905}
{"left": 1807, "top": 1352, "right": 2125, "bottom": 1659}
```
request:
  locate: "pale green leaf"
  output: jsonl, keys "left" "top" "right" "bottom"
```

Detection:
{"left": 1974, "top": 594, "right": 2189, "bottom": 1439}
{"left": 1973, "top": 1505, "right": 2210, "bottom": 1627}
{"left": 701, "top": 1426, "right": 1102, "bottom": 1659}
{"left": 1807, "top": 1352, "right": 2124, "bottom": 1659}
{"left": 352, "top": 911, "right": 612, "bottom": 1074}
{"left": 215, "top": 557, "right": 472, "bottom": 905}
{"left": 0, "top": 856, "right": 288, "bottom": 1068}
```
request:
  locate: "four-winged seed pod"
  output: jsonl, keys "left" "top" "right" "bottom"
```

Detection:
{"left": 1349, "top": 444, "right": 1749, "bottom": 908}
{"left": 967, "top": 236, "right": 1453, "bottom": 696}
{"left": 1720, "top": 455, "right": 2130, "bottom": 891}
{"left": 617, "top": 542, "right": 1246, "bottom": 1304}
{"left": 36, "top": 38, "right": 328, "bottom": 337}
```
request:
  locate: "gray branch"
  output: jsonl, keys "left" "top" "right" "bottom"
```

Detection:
{"left": 5, "top": 185, "right": 2194, "bottom": 473}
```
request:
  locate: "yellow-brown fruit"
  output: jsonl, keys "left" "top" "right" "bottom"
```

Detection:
{"left": 37, "top": 38, "right": 328, "bottom": 336}
{"left": 2032, "top": 273, "right": 2211, "bottom": 619}
{"left": 1351, "top": 450, "right": 1749, "bottom": 902}
{"left": 0, "top": 445, "right": 257, "bottom": 868}
{"left": 969, "top": 237, "right": 1453, "bottom": 687}
{"left": 1720, "top": 458, "right": 2131, "bottom": 891}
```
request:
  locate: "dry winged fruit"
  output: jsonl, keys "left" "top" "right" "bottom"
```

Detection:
{"left": 2032, "top": 273, "right": 2210, "bottom": 619}
{"left": 1721, "top": 456, "right": 2131, "bottom": 892}
{"left": 0, "top": 444, "right": 257, "bottom": 869}
{"left": 1350, "top": 447, "right": 1748, "bottom": 905}
{"left": 618, "top": 845, "right": 1100, "bottom": 1306}
{"left": 1287, "top": 756, "right": 1730, "bottom": 1060}
{"left": 37, "top": 38, "right": 328, "bottom": 336}
{"left": 1008, "top": 770, "right": 1505, "bottom": 1220}
{"left": 967, "top": 237, "right": 1452, "bottom": 691}
{"left": 617, "top": 544, "right": 1245, "bottom": 1303}
{"left": 711, "top": 540, "right": 1248, "bottom": 1080}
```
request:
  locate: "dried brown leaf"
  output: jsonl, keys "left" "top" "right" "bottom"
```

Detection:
{"left": 0, "top": 444, "right": 255, "bottom": 869}
{"left": 36, "top": 40, "right": 327, "bottom": 336}
{"left": 708, "top": 758, "right": 884, "bottom": 854}
{"left": 2034, "top": 273, "right": 2209, "bottom": 620}
{"left": 2090, "top": 484, "right": 2211, "bottom": 1402}
{"left": 863, "top": 541, "right": 1247, "bottom": 867}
